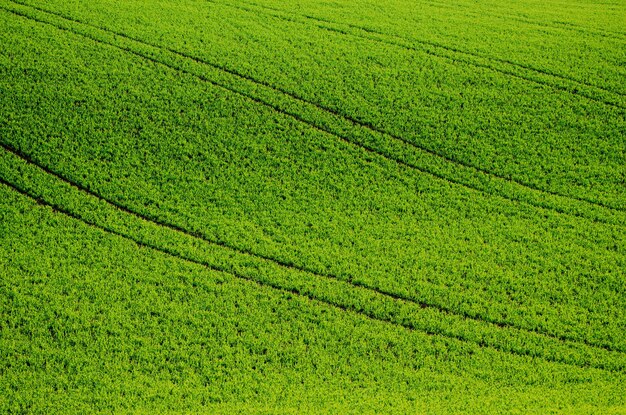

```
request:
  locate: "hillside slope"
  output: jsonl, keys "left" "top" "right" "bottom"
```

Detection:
{"left": 1, "top": 0, "right": 625, "bottom": 413}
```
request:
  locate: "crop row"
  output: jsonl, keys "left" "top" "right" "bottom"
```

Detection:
{"left": 0, "top": 7, "right": 620, "bottom": 354}
{"left": 1, "top": 0, "right": 625, "bottom": 227}
{"left": 373, "top": 0, "right": 626, "bottom": 38}
{"left": 222, "top": 0, "right": 625, "bottom": 103}
{"left": 8, "top": 0, "right": 626, "bottom": 211}
{"left": 2, "top": 144, "right": 626, "bottom": 372}
{"left": 2, "top": 1, "right": 626, "bottom": 412}
{"left": 241, "top": 0, "right": 626, "bottom": 94}
{"left": 1, "top": 5, "right": 624, "bottom": 357}
{"left": 3, "top": 184, "right": 625, "bottom": 413}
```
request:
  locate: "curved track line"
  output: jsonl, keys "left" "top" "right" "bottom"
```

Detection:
{"left": 227, "top": 0, "right": 626, "bottom": 100}
{"left": 1, "top": 142, "right": 624, "bottom": 356}
{"left": 407, "top": 0, "right": 626, "bottom": 40}
{"left": 5, "top": 2, "right": 626, "bottom": 219}
{"left": 1, "top": 5, "right": 626, "bottom": 353}
{"left": 308, "top": 0, "right": 626, "bottom": 41}
{"left": 495, "top": 14, "right": 625, "bottom": 41}
{"left": 215, "top": 0, "right": 626, "bottom": 211}
{"left": 1, "top": 176, "right": 623, "bottom": 372}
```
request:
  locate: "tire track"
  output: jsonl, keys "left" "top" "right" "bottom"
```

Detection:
{"left": 17, "top": 0, "right": 625, "bottom": 215}
{"left": 4, "top": 1, "right": 626, "bottom": 221}
{"left": 496, "top": 14, "right": 625, "bottom": 41}
{"left": 365, "top": 0, "right": 626, "bottom": 41}
{"left": 550, "top": 20, "right": 626, "bottom": 39}
{"left": 420, "top": 0, "right": 626, "bottom": 40}
{"left": 313, "top": 0, "right": 626, "bottom": 41}
{"left": 2, "top": 145, "right": 625, "bottom": 355}
{"left": 1, "top": 175, "right": 623, "bottom": 373}
{"left": 1, "top": 4, "right": 625, "bottom": 353}
{"left": 223, "top": 0, "right": 626, "bottom": 101}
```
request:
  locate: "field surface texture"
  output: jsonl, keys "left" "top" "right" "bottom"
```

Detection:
{"left": 0, "top": 0, "right": 625, "bottom": 413}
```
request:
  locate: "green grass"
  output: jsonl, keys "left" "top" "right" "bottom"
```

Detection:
{"left": 0, "top": 0, "right": 625, "bottom": 412}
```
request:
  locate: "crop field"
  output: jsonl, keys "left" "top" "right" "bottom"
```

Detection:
{"left": 0, "top": 0, "right": 625, "bottom": 413}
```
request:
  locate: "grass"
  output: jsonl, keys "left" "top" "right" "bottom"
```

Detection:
{"left": 0, "top": 0, "right": 625, "bottom": 413}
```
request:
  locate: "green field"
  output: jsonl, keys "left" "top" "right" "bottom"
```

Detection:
{"left": 0, "top": 0, "right": 625, "bottom": 413}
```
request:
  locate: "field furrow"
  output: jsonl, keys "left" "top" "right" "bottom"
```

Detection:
{"left": 2, "top": 140, "right": 626, "bottom": 359}
{"left": 223, "top": 0, "right": 626, "bottom": 102}
{"left": 2, "top": 182, "right": 625, "bottom": 413}
{"left": 2, "top": 1, "right": 625, "bottom": 226}
{"left": 1, "top": 0, "right": 624, "bottom": 412}
{"left": 3, "top": 145, "right": 626, "bottom": 372}
{"left": 1, "top": 6, "right": 624, "bottom": 354}
{"left": 2, "top": 0, "right": 626, "bottom": 211}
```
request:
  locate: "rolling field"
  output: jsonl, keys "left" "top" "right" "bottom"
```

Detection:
{"left": 0, "top": 0, "right": 625, "bottom": 413}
